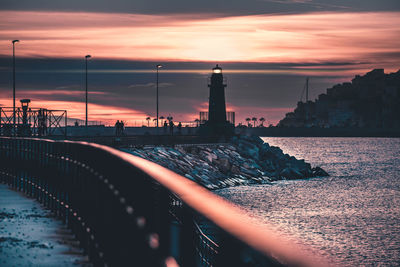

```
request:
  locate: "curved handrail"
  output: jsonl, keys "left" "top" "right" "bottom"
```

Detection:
{"left": 0, "top": 137, "right": 330, "bottom": 266}
{"left": 88, "top": 141, "right": 327, "bottom": 267}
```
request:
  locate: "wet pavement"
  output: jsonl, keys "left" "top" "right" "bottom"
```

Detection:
{"left": 0, "top": 184, "right": 91, "bottom": 266}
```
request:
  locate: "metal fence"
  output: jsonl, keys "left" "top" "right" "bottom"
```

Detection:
{"left": 0, "top": 137, "right": 319, "bottom": 267}
{"left": 0, "top": 107, "right": 67, "bottom": 137}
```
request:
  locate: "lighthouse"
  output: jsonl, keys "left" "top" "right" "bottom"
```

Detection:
{"left": 200, "top": 65, "right": 234, "bottom": 136}
{"left": 208, "top": 64, "right": 227, "bottom": 124}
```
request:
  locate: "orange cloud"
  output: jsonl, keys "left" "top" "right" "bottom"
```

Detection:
{"left": 0, "top": 97, "right": 148, "bottom": 126}
{"left": 0, "top": 11, "right": 399, "bottom": 66}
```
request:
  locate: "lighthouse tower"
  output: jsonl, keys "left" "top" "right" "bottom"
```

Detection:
{"left": 208, "top": 64, "right": 227, "bottom": 124}
{"left": 200, "top": 65, "right": 234, "bottom": 136}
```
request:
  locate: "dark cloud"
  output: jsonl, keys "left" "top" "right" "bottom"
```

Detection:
{"left": 0, "top": 57, "right": 382, "bottom": 124}
{"left": 128, "top": 82, "right": 174, "bottom": 88}
{"left": 0, "top": 0, "right": 399, "bottom": 15}
{"left": 0, "top": 56, "right": 372, "bottom": 71}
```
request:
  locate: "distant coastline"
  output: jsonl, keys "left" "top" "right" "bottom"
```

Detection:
{"left": 238, "top": 127, "right": 400, "bottom": 138}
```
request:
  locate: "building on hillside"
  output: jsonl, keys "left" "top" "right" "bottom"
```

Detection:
{"left": 277, "top": 69, "right": 400, "bottom": 128}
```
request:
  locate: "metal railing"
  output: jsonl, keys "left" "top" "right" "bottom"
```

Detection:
{"left": 0, "top": 137, "right": 322, "bottom": 267}
{"left": 65, "top": 135, "right": 227, "bottom": 147}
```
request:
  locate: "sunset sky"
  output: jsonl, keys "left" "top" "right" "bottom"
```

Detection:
{"left": 0, "top": 0, "right": 399, "bottom": 125}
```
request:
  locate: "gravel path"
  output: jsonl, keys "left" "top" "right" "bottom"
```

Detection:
{"left": 0, "top": 184, "right": 91, "bottom": 266}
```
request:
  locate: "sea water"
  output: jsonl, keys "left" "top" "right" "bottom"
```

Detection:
{"left": 217, "top": 137, "right": 400, "bottom": 266}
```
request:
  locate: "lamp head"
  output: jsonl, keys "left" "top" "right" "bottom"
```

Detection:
{"left": 85, "top": 55, "right": 91, "bottom": 59}
{"left": 212, "top": 64, "right": 222, "bottom": 74}
{"left": 156, "top": 64, "right": 162, "bottom": 69}
{"left": 12, "top": 40, "right": 19, "bottom": 44}
{"left": 20, "top": 99, "right": 31, "bottom": 107}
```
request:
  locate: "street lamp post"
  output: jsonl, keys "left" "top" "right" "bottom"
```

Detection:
{"left": 12, "top": 40, "right": 19, "bottom": 136}
{"left": 156, "top": 64, "right": 162, "bottom": 134}
{"left": 85, "top": 55, "right": 91, "bottom": 132}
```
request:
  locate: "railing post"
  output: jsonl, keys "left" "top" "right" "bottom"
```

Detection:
{"left": 153, "top": 186, "right": 172, "bottom": 263}
{"left": 180, "top": 206, "right": 197, "bottom": 266}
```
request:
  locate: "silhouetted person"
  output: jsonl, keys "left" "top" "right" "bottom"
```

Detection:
{"left": 37, "top": 109, "right": 47, "bottom": 136}
{"left": 163, "top": 121, "right": 168, "bottom": 134}
{"left": 120, "top": 121, "right": 125, "bottom": 135}
{"left": 115, "top": 120, "right": 121, "bottom": 136}
{"left": 169, "top": 120, "right": 174, "bottom": 135}
{"left": 74, "top": 121, "right": 79, "bottom": 127}
{"left": 177, "top": 122, "right": 182, "bottom": 134}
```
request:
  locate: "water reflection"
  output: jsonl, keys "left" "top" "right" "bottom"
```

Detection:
{"left": 217, "top": 138, "right": 400, "bottom": 266}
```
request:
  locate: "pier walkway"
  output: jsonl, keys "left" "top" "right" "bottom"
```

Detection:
{"left": 0, "top": 184, "right": 90, "bottom": 266}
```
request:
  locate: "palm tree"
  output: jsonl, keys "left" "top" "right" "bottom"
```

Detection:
{"left": 259, "top": 117, "right": 265, "bottom": 127}
{"left": 167, "top": 116, "right": 173, "bottom": 122}
{"left": 194, "top": 118, "right": 200, "bottom": 127}
{"left": 146, "top": 116, "right": 151, "bottom": 127}
{"left": 245, "top": 117, "right": 251, "bottom": 127}
{"left": 252, "top": 117, "right": 257, "bottom": 127}
{"left": 153, "top": 118, "right": 157, "bottom": 126}
{"left": 159, "top": 116, "right": 165, "bottom": 125}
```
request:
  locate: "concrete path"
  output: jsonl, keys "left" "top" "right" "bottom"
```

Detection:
{"left": 0, "top": 184, "right": 91, "bottom": 266}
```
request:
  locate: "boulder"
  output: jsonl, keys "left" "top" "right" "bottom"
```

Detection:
{"left": 280, "top": 168, "right": 291, "bottom": 178}
{"left": 240, "top": 166, "right": 261, "bottom": 177}
{"left": 280, "top": 167, "right": 303, "bottom": 179}
{"left": 312, "top": 167, "right": 329, "bottom": 177}
{"left": 184, "top": 174, "right": 196, "bottom": 181}
{"left": 212, "top": 158, "right": 231, "bottom": 174}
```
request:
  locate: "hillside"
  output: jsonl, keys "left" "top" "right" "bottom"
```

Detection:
{"left": 278, "top": 69, "right": 400, "bottom": 128}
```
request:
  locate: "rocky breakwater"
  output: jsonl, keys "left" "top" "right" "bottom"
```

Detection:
{"left": 123, "top": 135, "right": 328, "bottom": 190}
